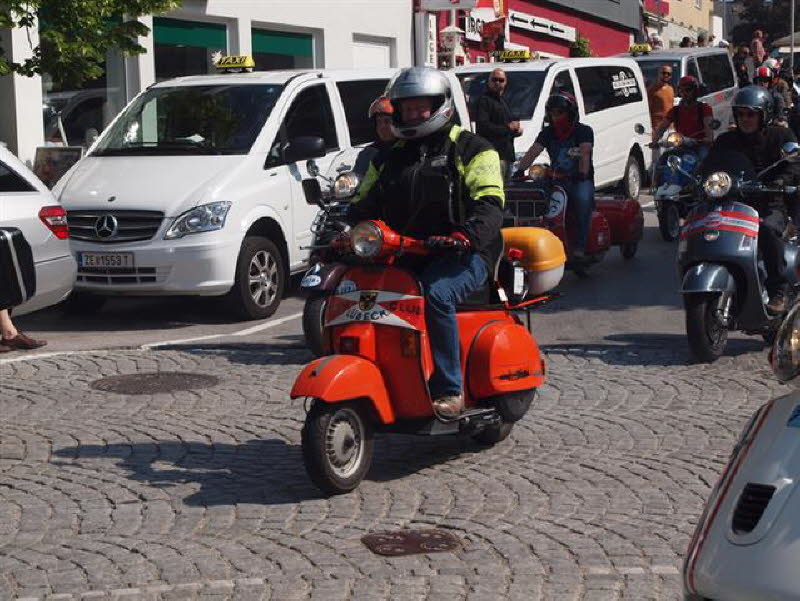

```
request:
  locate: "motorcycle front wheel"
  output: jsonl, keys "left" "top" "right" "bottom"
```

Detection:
{"left": 302, "top": 400, "right": 374, "bottom": 495}
{"left": 658, "top": 202, "right": 681, "bottom": 242}
{"left": 302, "top": 293, "right": 328, "bottom": 357}
{"left": 685, "top": 293, "right": 729, "bottom": 363}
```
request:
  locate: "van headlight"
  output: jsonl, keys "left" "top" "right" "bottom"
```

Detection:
{"left": 703, "top": 172, "right": 732, "bottom": 198}
{"left": 333, "top": 172, "right": 360, "bottom": 199}
{"left": 165, "top": 201, "right": 232, "bottom": 239}
{"left": 350, "top": 221, "right": 383, "bottom": 257}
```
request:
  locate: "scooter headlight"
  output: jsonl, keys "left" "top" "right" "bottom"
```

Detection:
{"left": 333, "top": 172, "right": 361, "bottom": 199}
{"left": 350, "top": 221, "right": 383, "bottom": 258}
{"left": 529, "top": 164, "right": 552, "bottom": 180}
{"left": 665, "top": 131, "right": 683, "bottom": 148}
{"left": 703, "top": 171, "right": 732, "bottom": 198}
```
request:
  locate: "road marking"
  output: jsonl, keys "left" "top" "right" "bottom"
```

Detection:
{"left": 140, "top": 311, "right": 303, "bottom": 349}
{"left": 0, "top": 349, "right": 114, "bottom": 365}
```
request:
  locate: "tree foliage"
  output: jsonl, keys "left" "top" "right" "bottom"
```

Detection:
{"left": 0, "top": 0, "right": 181, "bottom": 87}
{"left": 731, "top": 0, "right": 799, "bottom": 46}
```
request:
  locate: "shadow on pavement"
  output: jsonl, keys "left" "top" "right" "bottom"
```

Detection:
{"left": 154, "top": 342, "right": 310, "bottom": 365}
{"left": 52, "top": 434, "right": 479, "bottom": 505}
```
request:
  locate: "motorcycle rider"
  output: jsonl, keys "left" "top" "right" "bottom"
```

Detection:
{"left": 349, "top": 67, "right": 505, "bottom": 418}
{"left": 514, "top": 92, "right": 595, "bottom": 259}
{"left": 353, "top": 96, "right": 397, "bottom": 176}
{"left": 709, "top": 85, "right": 800, "bottom": 312}
{"left": 754, "top": 65, "right": 788, "bottom": 127}
{"left": 652, "top": 75, "right": 713, "bottom": 159}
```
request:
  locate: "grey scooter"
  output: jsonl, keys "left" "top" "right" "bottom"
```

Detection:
{"left": 676, "top": 143, "right": 800, "bottom": 362}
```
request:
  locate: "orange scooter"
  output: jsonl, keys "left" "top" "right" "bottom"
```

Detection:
{"left": 290, "top": 220, "right": 565, "bottom": 495}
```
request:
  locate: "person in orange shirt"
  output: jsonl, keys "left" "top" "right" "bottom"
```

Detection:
{"left": 647, "top": 65, "right": 675, "bottom": 130}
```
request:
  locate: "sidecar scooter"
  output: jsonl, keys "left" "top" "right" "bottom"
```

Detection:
{"left": 290, "top": 210, "right": 566, "bottom": 495}
{"left": 505, "top": 166, "right": 643, "bottom": 274}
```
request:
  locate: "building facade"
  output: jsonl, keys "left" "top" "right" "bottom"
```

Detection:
{"left": 644, "top": 0, "right": 716, "bottom": 47}
{"left": 1, "top": 0, "right": 413, "bottom": 166}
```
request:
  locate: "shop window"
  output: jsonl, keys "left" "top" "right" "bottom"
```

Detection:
{"left": 154, "top": 17, "right": 227, "bottom": 81}
{"left": 336, "top": 79, "right": 391, "bottom": 146}
{"left": 0, "top": 161, "right": 35, "bottom": 193}
{"left": 576, "top": 66, "right": 643, "bottom": 114}
{"left": 252, "top": 29, "right": 313, "bottom": 71}
{"left": 268, "top": 85, "right": 338, "bottom": 166}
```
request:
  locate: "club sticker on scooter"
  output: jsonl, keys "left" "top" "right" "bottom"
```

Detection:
{"left": 325, "top": 289, "right": 425, "bottom": 330}
{"left": 681, "top": 210, "right": 759, "bottom": 239}
{"left": 335, "top": 279, "right": 357, "bottom": 294}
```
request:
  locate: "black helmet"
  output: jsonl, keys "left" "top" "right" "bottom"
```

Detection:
{"left": 732, "top": 85, "right": 774, "bottom": 128}
{"left": 545, "top": 91, "right": 578, "bottom": 122}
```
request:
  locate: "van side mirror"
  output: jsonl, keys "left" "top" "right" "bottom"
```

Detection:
{"left": 285, "top": 136, "right": 326, "bottom": 164}
{"left": 301, "top": 178, "right": 324, "bottom": 207}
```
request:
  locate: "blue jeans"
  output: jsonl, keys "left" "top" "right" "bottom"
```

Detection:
{"left": 563, "top": 179, "right": 595, "bottom": 251}
{"left": 419, "top": 253, "right": 489, "bottom": 399}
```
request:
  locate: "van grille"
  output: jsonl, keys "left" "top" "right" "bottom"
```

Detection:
{"left": 732, "top": 483, "right": 776, "bottom": 534}
{"left": 67, "top": 210, "right": 164, "bottom": 243}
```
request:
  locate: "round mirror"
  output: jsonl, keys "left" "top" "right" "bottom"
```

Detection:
{"left": 306, "top": 159, "right": 320, "bottom": 178}
{"left": 666, "top": 155, "right": 682, "bottom": 172}
{"left": 781, "top": 141, "right": 800, "bottom": 162}
{"left": 710, "top": 119, "right": 721, "bottom": 130}
{"left": 772, "top": 302, "right": 800, "bottom": 383}
{"left": 634, "top": 123, "right": 645, "bottom": 135}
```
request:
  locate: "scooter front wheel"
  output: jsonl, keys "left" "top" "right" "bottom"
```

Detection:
{"left": 302, "top": 293, "right": 329, "bottom": 357}
{"left": 658, "top": 203, "right": 681, "bottom": 241}
{"left": 302, "top": 399, "right": 374, "bottom": 495}
{"left": 685, "top": 293, "right": 729, "bottom": 363}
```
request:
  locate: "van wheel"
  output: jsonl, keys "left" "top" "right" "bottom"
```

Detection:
{"left": 224, "top": 236, "right": 285, "bottom": 320}
{"left": 60, "top": 292, "right": 107, "bottom": 315}
{"left": 622, "top": 154, "right": 643, "bottom": 200}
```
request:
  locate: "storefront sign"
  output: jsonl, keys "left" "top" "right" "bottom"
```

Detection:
{"left": 508, "top": 10, "right": 576, "bottom": 43}
{"left": 421, "top": 0, "right": 477, "bottom": 10}
{"left": 461, "top": 7, "right": 497, "bottom": 42}
{"left": 414, "top": 12, "right": 438, "bottom": 67}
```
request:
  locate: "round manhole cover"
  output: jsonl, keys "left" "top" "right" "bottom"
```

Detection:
{"left": 90, "top": 372, "right": 220, "bottom": 395}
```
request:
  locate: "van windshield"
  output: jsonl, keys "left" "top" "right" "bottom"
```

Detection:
{"left": 457, "top": 71, "right": 546, "bottom": 121}
{"left": 634, "top": 59, "right": 681, "bottom": 90}
{"left": 93, "top": 84, "right": 283, "bottom": 156}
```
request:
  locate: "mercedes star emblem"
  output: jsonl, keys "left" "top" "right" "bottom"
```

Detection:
{"left": 95, "top": 214, "right": 119, "bottom": 239}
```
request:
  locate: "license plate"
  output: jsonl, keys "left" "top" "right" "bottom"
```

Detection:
{"left": 79, "top": 252, "right": 135, "bottom": 269}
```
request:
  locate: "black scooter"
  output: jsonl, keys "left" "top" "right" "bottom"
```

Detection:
{"left": 676, "top": 143, "right": 800, "bottom": 362}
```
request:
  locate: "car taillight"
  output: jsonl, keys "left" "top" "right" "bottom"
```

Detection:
{"left": 39, "top": 206, "right": 69, "bottom": 239}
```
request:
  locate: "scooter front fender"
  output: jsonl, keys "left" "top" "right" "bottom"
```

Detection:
{"left": 680, "top": 263, "right": 736, "bottom": 294}
{"left": 290, "top": 354, "right": 395, "bottom": 424}
{"left": 300, "top": 263, "right": 348, "bottom": 292}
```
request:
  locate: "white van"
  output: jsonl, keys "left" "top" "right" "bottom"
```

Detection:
{"left": 53, "top": 68, "right": 470, "bottom": 320}
{"left": 454, "top": 57, "right": 652, "bottom": 199}
{"left": 625, "top": 47, "right": 738, "bottom": 133}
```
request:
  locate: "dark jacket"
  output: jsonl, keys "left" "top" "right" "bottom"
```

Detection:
{"left": 712, "top": 126, "right": 800, "bottom": 218}
{"left": 475, "top": 92, "right": 516, "bottom": 163}
{"left": 350, "top": 124, "right": 505, "bottom": 272}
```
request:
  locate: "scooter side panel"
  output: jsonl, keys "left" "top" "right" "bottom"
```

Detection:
{"left": 290, "top": 354, "right": 395, "bottom": 424}
{"left": 466, "top": 320, "right": 544, "bottom": 399}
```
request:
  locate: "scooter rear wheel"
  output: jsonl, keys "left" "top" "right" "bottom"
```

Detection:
{"left": 302, "top": 399, "right": 374, "bottom": 495}
{"left": 472, "top": 422, "right": 514, "bottom": 445}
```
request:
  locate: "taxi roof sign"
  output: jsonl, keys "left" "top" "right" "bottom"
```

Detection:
{"left": 629, "top": 43, "right": 652, "bottom": 56}
{"left": 215, "top": 55, "right": 255, "bottom": 72}
{"left": 498, "top": 49, "right": 532, "bottom": 62}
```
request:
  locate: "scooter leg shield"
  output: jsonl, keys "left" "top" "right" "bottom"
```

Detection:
{"left": 290, "top": 355, "right": 395, "bottom": 424}
{"left": 680, "top": 263, "right": 736, "bottom": 294}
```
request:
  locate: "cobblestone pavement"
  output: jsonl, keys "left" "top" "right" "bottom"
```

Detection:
{"left": 0, "top": 339, "right": 791, "bottom": 601}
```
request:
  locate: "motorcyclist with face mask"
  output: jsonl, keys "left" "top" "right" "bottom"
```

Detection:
{"left": 514, "top": 91, "right": 595, "bottom": 259}
{"left": 709, "top": 85, "right": 800, "bottom": 312}
{"left": 348, "top": 67, "right": 505, "bottom": 418}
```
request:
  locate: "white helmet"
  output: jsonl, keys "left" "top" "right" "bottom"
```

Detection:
{"left": 764, "top": 57, "right": 781, "bottom": 71}
{"left": 385, "top": 67, "right": 455, "bottom": 139}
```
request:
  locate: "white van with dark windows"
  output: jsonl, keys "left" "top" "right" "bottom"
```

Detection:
{"left": 53, "top": 68, "right": 469, "bottom": 320}
{"left": 454, "top": 57, "right": 652, "bottom": 200}
{"left": 624, "top": 47, "right": 738, "bottom": 134}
